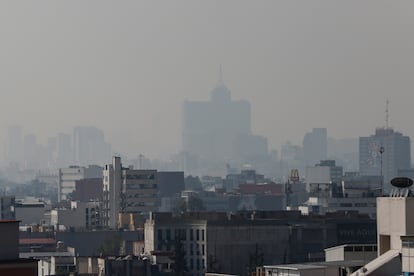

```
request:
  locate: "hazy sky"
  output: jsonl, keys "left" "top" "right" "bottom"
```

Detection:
{"left": 1, "top": 1, "right": 414, "bottom": 158}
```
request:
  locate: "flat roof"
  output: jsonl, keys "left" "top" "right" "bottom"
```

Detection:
{"left": 20, "top": 252, "right": 74, "bottom": 258}
{"left": 264, "top": 264, "right": 327, "bottom": 270}
{"left": 19, "top": 238, "right": 56, "bottom": 245}
{"left": 324, "top": 244, "right": 377, "bottom": 251}
{"left": 265, "top": 260, "right": 366, "bottom": 271}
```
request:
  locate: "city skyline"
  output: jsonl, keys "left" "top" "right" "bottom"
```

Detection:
{"left": 0, "top": 2, "right": 413, "bottom": 158}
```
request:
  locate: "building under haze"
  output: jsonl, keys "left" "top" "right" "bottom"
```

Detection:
{"left": 73, "top": 126, "right": 111, "bottom": 166}
{"left": 58, "top": 165, "right": 103, "bottom": 202}
{"left": 182, "top": 76, "right": 251, "bottom": 161}
{"left": 359, "top": 128, "right": 411, "bottom": 192}
{"left": 6, "top": 125, "right": 23, "bottom": 166}
{"left": 103, "top": 156, "right": 158, "bottom": 228}
{"left": 303, "top": 128, "right": 327, "bottom": 167}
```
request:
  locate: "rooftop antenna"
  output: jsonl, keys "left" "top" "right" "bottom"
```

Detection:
{"left": 219, "top": 64, "right": 223, "bottom": 83}
{"left": 385, "top": 98, "right": 390, "bottom": 129}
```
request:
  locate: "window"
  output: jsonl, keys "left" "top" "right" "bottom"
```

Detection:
{"left": 190, "top": 229, "right": 194, "bottom": 241}
{"left": 166, "top": 229, "right": 171, "bottom": 240}
{"left": 196, "top": 229, "right": 200, "bottom": 241}
{"left": 202, "top": 229, "right": 205, "bottom": 241}
{"left": 202, "top": 244, "right": 205, "bottom": 256}
{"left": 190, "top": 243, "right": 194, "bottom": 255}
{"left": 157, "top": 229, "right": 163, "bottom": 241}
{"left": 190, "top": 258, "right": 194, "bottom": 270}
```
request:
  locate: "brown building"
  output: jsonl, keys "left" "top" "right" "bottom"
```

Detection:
{"left": 73, "top": 178, "right": 103, "bottom": 202}
{"left": 0, "top": 220, "right": 38, "bottom": 276}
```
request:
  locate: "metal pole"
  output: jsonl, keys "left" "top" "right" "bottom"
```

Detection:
{"left": 380, "top": 147, "right": 385, "bottom": 195}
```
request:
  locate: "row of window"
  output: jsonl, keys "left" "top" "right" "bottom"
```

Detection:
{"left": 156, "top": 242, "right": 205, "bottom": 256}
{"left": 126, "top": 183, "right": 157, "bottom": 189}
{"left": 127, "top": 193, "right": 157, "bottom": 198}
{"left": 124, "top": 173, "right": 155, "bottom": 180}
{"left": 125, "top": 201, "right": 155, "bottom": 207}
{"left": 157, "top": 228, "right": 205, "bottom": 241}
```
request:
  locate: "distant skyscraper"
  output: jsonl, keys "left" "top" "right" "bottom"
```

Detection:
{"left": 56, "top": 133, "right": 72, "bottom": 168}
{"left": 7, "top": 125, "right": 23, "bottom": 166}
{"left": 182, "top": 73, "right": 251, "bottom": 161}
{"left": 23, "top": 134, "right": 37, "bottom": 170}
{"left": 73, "top": 126, "right": 111, "bottom": 166}
{"left": 303, "top": 128, "right": 327, "bottom": 167}
{"left": 359, "top": 128, "right": 411, "bottom": 191}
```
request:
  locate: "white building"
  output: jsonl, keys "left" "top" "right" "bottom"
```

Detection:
{"left": 350, "top": 186, "right": 414, "bottom": 275}
{"left": 144, "top": 213, "right": 207, "bottom": 275}
{"left": 58, "top": 165, "right": 102, "bottom": 202}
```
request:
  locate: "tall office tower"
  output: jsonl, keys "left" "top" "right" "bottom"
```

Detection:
{"left": 56, "top": 133, "right": 72, "bottom": 168}
{"left": 303, "top": 128, "right": 327, "bottom": 167}
{"left": 23, "top": 134, "right": 38, "bottom": 170}
{"left": 6, "top": 125, "right": 23, "bottom": 166}
{"left": 103, "top": 156, "right": 158, "bottom": 229}
{"left": 359, "top": 128, "right": 411, "bottom": 192}
{"left": 182, "top": 76, "right": 251, "bottom": 161}
{"left": 47, "top": 137, "right": 57, "bottom": 167}
{"left": 73, "top": 126, "right": 111, "bottom": 166}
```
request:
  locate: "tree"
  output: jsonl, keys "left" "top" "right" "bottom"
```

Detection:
{"left": 187, "top": 196, "right": 205, "bottom": 211}
{"left": 247, "top": 243, "right": 264, "bottom": 275}
{"left": 172, "top": 196, "right": 206, "bottom": 214}
{"left": 97, "top": 234, "right": 122, "bottom": 256}
{"left": 171, "top": 238, "right": 188, "bottom": 276}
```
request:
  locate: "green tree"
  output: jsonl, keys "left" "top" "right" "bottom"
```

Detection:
{"left": 171, "top": 238, "right": 188, "bottom": 276}
{"left": 172, "top": 196, "right": 206, "bottom": 214}
{"left": 97, "top": 234, "right": 122, "bottom": 256}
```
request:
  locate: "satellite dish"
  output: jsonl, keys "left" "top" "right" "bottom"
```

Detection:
{"left": 391, "top": 177, "right": 413, "bottom": 188}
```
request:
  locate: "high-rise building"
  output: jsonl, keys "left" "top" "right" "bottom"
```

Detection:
{"left": 56, "top": 133, "right": 72, "bottom": 168}
{"left": 103, "top": 156, "right": 158, "bottom": 228}
{"left": 23, "top": 134, "right": 37, "bottom": 170}
{"left": 182, "top": 76, "right": 251, "bottom": 161}
{"left": 58, "top": 165, "right": 103, "bottom": 202}
{"left": 73, "top": 126, "right": 111, "bottom": 166}
{"left": 6, "top": 125, "right": 23, "bottom": 166}
{"left": 359, "top": 128, "right": 411, "bottom": 191}
{"left": 303, "top": 128, "right": 327, "bottom": 167}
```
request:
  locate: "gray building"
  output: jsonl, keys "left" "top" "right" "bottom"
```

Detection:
{"left": 359, "top": 128, "right": 411, "bottom": 192}
{"left": 182, "top": 77, "right": 251, "bottom": 162}
{"left": 144, "top": 211, "right": 376, "bottom": 276}
{"left": 58, "top": 165, "right": 103, "bottom": 202}
{"left": 303, "top": 128, "right": 327, "bottom": 167}
{"left": 73, "top": 126, "right": 111, "bottom": 166}
{"left": 103, "top": 156, "right": 158, "bottom": 228}
{"left": 0, "top": 196, "right": 15, "bottom": 220}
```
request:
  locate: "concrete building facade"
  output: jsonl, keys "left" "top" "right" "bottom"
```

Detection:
{"left": 359, "top": 128, "right": 411, "bottom": 192}
{"left": 58, "top": 165, "right": 103, "bottom": 202}
{"left": 103, "top": 156, "right": 158, "bottom": 228}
